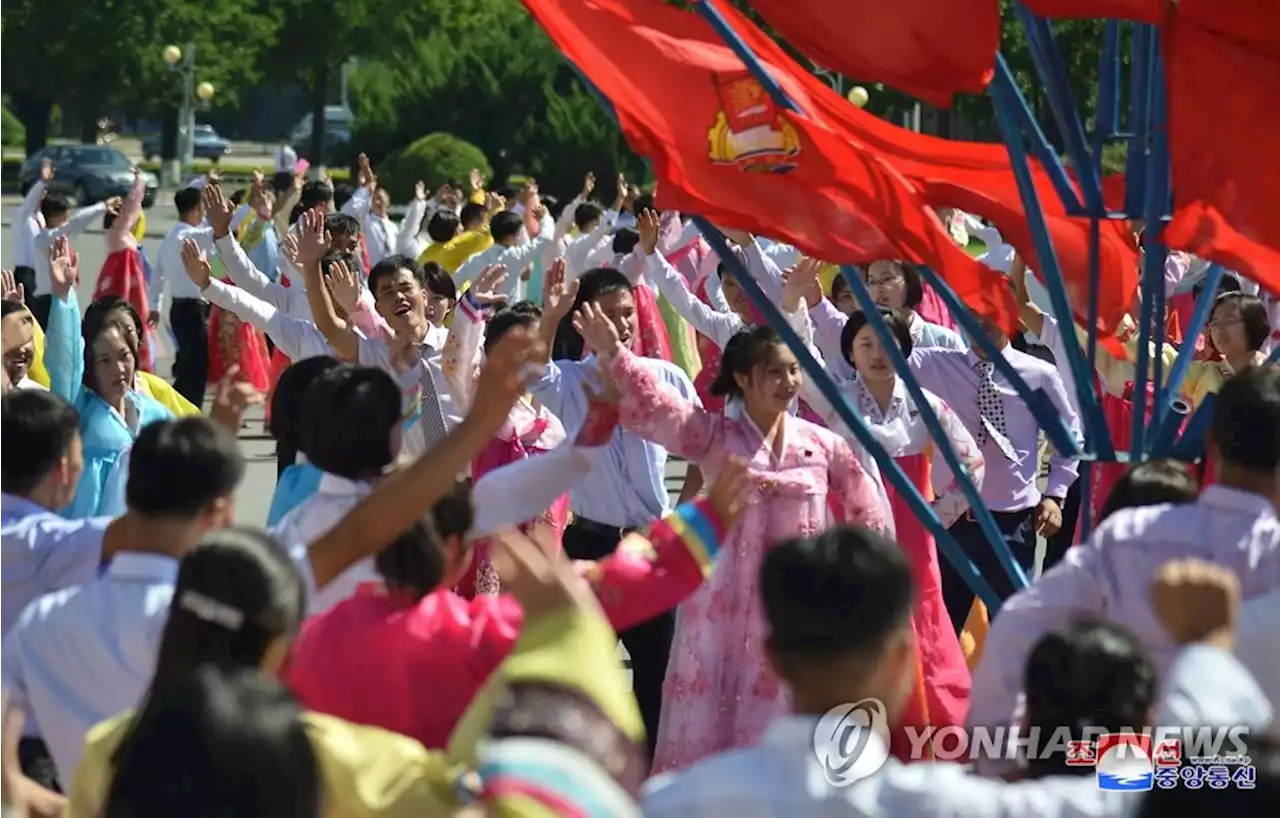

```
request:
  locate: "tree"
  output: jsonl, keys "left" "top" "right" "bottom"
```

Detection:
{"left": 1, "top": 0, "right": 276, "bottom": 154}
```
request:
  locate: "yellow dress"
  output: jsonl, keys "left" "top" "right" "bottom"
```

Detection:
{"left": 136, "top": 372, "right": 201, "bottom": 416}
{"left": 67, "top": 709, "right": 460, "bottom": 818}
{"left": 26, "top": 309, "right": 50, "bottom": 388}
{"left": 419, "top": 228, "right": 494, "bottom": 275}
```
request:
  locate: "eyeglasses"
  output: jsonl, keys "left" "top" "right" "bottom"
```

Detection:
{"left": 1207, "top": 317, "right": 1243, "bottom": 331}
{"left": 866, "top": 274, "right": 904, "bottom": 289}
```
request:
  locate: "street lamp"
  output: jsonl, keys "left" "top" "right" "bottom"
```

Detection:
{"left": 161, "top": 43, "right": 214, "bottom": 185}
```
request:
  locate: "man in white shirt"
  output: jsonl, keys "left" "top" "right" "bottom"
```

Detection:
{"left": 149, "top": 187, "right": 214, "bottom": 405}
{"left": 11, "top": 158, "right": 54, "bottom": 314}
{"left": 455, "top": 207, "right": 556, "bottom": 301}
{"left": 30, "top": 189, "right": 120, "bottom": 330}
{"left": 364, "top": 187, "right": 400, "bottom": 267}
{"left": 273, "top": 133, "right": 298, "bottom": 192}
{"left": 643, "top": 525, "right": 1272, "bottom": 817}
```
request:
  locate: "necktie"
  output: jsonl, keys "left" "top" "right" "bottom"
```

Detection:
{"left": 974, "top": 360, "right": 1019, "bottom": 463}
{"left": 416, "top": 351, "right": 449, "bottom": 452}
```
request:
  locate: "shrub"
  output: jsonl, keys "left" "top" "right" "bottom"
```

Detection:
{"left": 2, "top": 105, "right": 26, "bottom": 149}
{"left": 376, "top": 133, "right": 491, "bottom": 203}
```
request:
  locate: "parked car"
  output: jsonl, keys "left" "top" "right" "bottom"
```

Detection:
{"left": 289, "top": 106, "right": 355, "bottom": 146}
{"left": 293, "top": 128, "right": 352, "bottom": 166}
{"left": 141, "top": 124, "right": 232, "bottom": 162}
{"left": 19, "top": 144, "right": 158, "bottom": 208}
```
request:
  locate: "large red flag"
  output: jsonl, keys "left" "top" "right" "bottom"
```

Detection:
{"left": 711, "top": 0, "right": 1140, "bottom": 339}
{"left": 523, "top": 0, "right": 1019, "bottom": 328}
{"left": 1161, "top": 15, "right": 1280, "bottom": 293}
{"left": 744, "top": 0, "right": 1000, "bottom": 108}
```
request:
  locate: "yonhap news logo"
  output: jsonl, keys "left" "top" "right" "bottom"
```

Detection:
{"left": 812, "top": 699, "right": 892, "bottom": 786}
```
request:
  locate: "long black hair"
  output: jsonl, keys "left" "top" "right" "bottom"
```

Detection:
{"left": 710, "top": 325, "right": 786, "bottom": 400}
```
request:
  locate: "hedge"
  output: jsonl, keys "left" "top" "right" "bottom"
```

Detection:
{"left": 376, "top": 133, "right": 491, "bottom": 203}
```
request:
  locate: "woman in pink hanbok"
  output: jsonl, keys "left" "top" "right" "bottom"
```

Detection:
{"left": 574, "top": 305, "right": 892, "bottom": 774}
{"left": 799, "top": 305, "right": 982, "bottom": 761}
{"left": 442, "top": 263, "right": 569, "bottom": 596}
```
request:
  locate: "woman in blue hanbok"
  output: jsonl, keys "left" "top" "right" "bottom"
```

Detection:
{"left": 44, "top": 237, "right": 173, "bottom": 518}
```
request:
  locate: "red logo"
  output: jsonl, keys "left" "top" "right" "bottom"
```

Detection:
{"left": 1154, "top": 739, "right": 1181, "bottom": 767}
{"left": 1064, "top": 739, "right": 1097, "bottom": 767}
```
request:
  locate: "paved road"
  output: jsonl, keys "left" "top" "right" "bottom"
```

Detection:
{"left": 1, "top": 201, "right": 693, "bottom": 529}
{"left": 3, "top": 138, "right": 276, "bottom": 166}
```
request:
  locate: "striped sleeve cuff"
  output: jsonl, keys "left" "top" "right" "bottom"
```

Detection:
{"left": 660, "top": 498, "right": 725, "bottom": 573}
{"left": 459, "top": 290, "right": 489, "bottom": 321}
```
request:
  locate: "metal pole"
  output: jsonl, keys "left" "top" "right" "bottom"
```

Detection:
{"left": 182, "top": 42, "right": 196, "bottom": 172}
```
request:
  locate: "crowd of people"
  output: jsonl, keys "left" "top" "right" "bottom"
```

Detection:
{"left": 0, "top": 149, "right": 1277, "bottom": 817}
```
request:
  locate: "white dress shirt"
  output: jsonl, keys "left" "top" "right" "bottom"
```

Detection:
{"left": 530, "top": 355, "right": 700, "bottom": 528}
{"left": 642, "top": 645, "right": 1270, "bottom": 818}
{"left": 273, "top": 473, "right": 379, "bottom": 614}
{"left": 364, "top": 212, "right": 401, "bottom": 267}
{"left": 32, "top": 201, "right": 109, "bottom": 296}
{"left": 150, "top": 223, "right": 215, "bottom": 313}
{"left": 355, "top": 335, "right": 460, "bottom": 459}
{"left": 454, "top": 209, "right": 556, "bottom": 301}
{"left": 215, "top": 233, "right": 313, "bottom": 321}
{"left": 274, "top": 144, "right": 298, "bottom": 173}
{"left": 200, "top": 279, "right": 339, "bottom": 362}
{"left": 11, "top": 180, "right": 46, "bottom": 269}
{"left": 968, "top": 485, "right": 1280, "bottom": 742}
{"left": 909, "top": 345, "right": 1081, "bottom": 512}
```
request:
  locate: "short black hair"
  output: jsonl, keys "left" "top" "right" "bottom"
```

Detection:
{"left": 299, "top": 181, "right": 333, "bottom": 210}
{"left": 324, "top": 212, "right": 361, "bottom": 239}
{"left": 841, "top": 306, "right": 914, "bottom": 366}
{"left": 229, "top": 188, "right": 247, "bottom": 207}
{"left": 576, "top": 267, "right": 634, "bottom": 306}
{"left": 573, "top": 202, "right": 604, "bottom": 232}
{"left": 485, "top": 303, "right": 543, "bottom": 353}
{"left": 421, "top": 261, "right": 456, "bottom": 301}
{"left": 297, "top": 365, "right": 401, "bottom": 480}
{"left": 0, "top": 300, "right": 25, "bottom": 319}
{"left": 426, "top": 210, "right": 460, "bottom": 244}
{"left": 40, "top": 194, "right": 71, "bottom": 223}
{"left": 332, "top": 183, "right": 355, "bottom": 212}
{"left": 631, "top": 193, "right": 655, "bottom": 216}
{"left": 612, "top": 227, "right": 640, "bottom": 256}
{"left": 1193, "top": 274, "right": 1241, "bottom": 302}
{"left": 126, "top": 418, "right": 245, "bottom": 517}
{"left": 490, "top": 211, "right": 524, "bottom": 243}
{"left": 367, "top": 254, "right": 426, "bottom": 296}
{"left": 1212, "top": 366, "right": 1280, "bottom": 472}
{"left": 375, "top": 514, "right": 446, "bottom": 600}
{"left": 319, "top": 251, "right": 355, "bottom": 280}
{"left": 761, "top": 526, "right": 915, "bottom": 674}
{"left": 861, "top": 261, "right": 924, "bottom": 309}
{"left": 267, "top": 356, "right": 342, "bottom": 448}
{"left": 1210, "top": 292, "right": 1271, "bottom": 353}
{"left": 1098, "top": 459, "right": 1198, "bottom": 521}
{"left": 1023, "top": 618, "right": 1157, "bottom": 779}
{"left": 459, "top": 202, "right": 486, "bottom": 229}
{"left": 1, "top": 390, "right": 80, "bottom": 495}
{"left": 86, "top": 295, "right": 143, "bottom": 342}
{"left": 174, "top": 187, "right": 202, "bottom": 218}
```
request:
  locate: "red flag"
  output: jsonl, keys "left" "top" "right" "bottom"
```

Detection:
{"left": 744, "top": 0, "right": 1000, "bottom": 108}
{"left": 523, "top": 0, "right": 1019, "bottom": 328}
{"left": 711, "top": 0, "right": 1140, "bottom": 337}
{"left": 1161, "top": 16, "right": 1280, "bottom": 293}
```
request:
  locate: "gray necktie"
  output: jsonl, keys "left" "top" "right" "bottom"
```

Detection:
{"left": 417, "top": 352, "right": 449, "bottom": 451}
{"left": 974, "top": 360, "right": 1019, "bottom": 463}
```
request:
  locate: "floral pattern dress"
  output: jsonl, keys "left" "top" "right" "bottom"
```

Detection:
{"left": 804, "top": 376, "right": 983, "bottom": 759}
{"left": 606, "top": 347, "right": 892, "bottom": 774}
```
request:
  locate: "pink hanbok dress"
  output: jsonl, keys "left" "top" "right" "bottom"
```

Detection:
{"left": 606, "top": 347, "right": 892, "bottom": 774}
{"left": 442, "top": 294, "right": 569, "bottom": 597}
{"left": 817, "top": 377, "right": 982, "bottom": 758}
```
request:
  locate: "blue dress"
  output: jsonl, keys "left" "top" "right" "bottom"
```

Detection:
{"left": 46, "top": 292, "right": 174, "bottom": 519}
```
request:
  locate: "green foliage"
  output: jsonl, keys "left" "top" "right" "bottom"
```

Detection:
{"left": 377, "top": 133, "right": 492, "bottom": 202}
{"left": 2, "top": 104, "right": 25, "bottom": 147}
{"left": 1, "top": 0, "right": 277, "bottom": 123}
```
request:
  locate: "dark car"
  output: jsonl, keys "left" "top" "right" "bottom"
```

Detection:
{"left": 294, "top": 128, "right": 352, "bottom": 166}
{"left": 141, "top": 124, "right": 232, "bottom": 162}
{"left": 19, "top": 145, "right": 158, "bottom": 208}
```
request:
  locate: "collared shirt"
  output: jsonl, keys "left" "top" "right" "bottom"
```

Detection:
{"left": 12, "top": 180, "right": 46, "bottom": 269}
{"left": 530, "top": 355, "right": 700, "bottom": 528}
{"left": 215, "top": 233, "right": 312, "bottom": 321}
{"left": 356, "top": 336, "right": 460, "bottom": 458}
{"left": 151, "top": 222, "right": 215, "bottom": 312}
{"left": 201, "top": 278, "right": 342, "bottom": 363}
{"left": 364, "top": 213, "right": 400, "bottom": 268}
{"left": 1, "top": 552, "right": 179, "bottom": 781}
{"left": 32, "top": 201, "right": 109, "bottom": 295}
{"left": 272, "top": 472, "right": 379, "bottom": 614}
{"left": 0, "top": 494, "right": 109, "bottom": 637}
{"left": 274, "top": 144, "right": 298, "bottom": 173}
{"left": 908, "top": 311, "right": 966, "bottom": 352}
{"left": 643, "top": 646, "right": 1268, "bottom": 818}
{"left": 909, "top": 345, "right": 1081, "bottom": 511}
{"left": 968, "top": 485, "right": 1280, "bottom": 739}
{"left": 454, "top": 210, "right": 557, "bottom": 301}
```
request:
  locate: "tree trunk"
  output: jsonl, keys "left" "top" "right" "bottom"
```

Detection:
{"left": 161, "top": 107, "right": 180, "bottom": 161}
{"left": 78, "top": 114, "right": 99, "bottom": 144}
{"left": 13, "top": 93, "right": 52, "bottom": 156}
{"left": 309, "top": 62, "right": 331, "bottom": 172}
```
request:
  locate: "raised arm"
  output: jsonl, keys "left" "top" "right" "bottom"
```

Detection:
{"left": 204, "top": 184, "right": 291, "bottom": 310}
{"left": 636, "top": 209, "right": 740, "bottom": 347}
{"left": 579, "top": 301, "right": 717, "bottom": 461}
{"left": 17, "top": 162, "right": 49, "bottom": 223}
{"left": 107, "top": 172, "right": 146, "bottom": 250}
{"left": 35, "top": 200, "right": 112, "bottom": 251}
{"left": 44, "top": 237, "right": 84, "bottom": 402}
{"left": 442, "top": 266, "right": 508, "bottom": 410}
{"left": 295, "top": 210, "right": 360, "bottom": 362}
